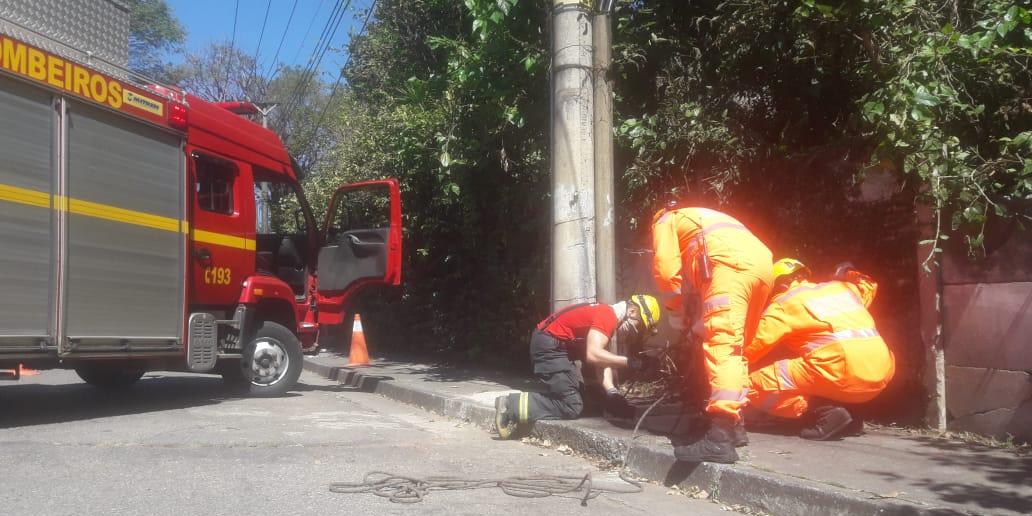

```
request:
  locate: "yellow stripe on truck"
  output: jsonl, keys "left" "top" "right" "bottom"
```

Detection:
{"left": 58, "top": 195, "right": 182, "bottom": 233}
{"left": 0, "top": 182, "right": 255, "bottom": 251}
{"left": 192, "top": 229, "right": 256, "bottom": 251}
{"left": 0, "top": 183, "right": 52, "bottom": 209}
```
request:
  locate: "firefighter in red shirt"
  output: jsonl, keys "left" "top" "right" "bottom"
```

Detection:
{"left": 494, "top": 295, "right": 661, "bottom": 439}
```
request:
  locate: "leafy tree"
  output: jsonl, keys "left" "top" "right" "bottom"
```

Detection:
{"left": 173, "top": 43, "right": 265, "bottom": 102}
{"left": 611, "top": 1, "right": 1031, "bottom": 257}
{"left": 126, "top": 0, "right": 186, "bottom": 78}
{"left": 172, "top": 42, "right": 338, "bottom": 176}
{"left": 288, "top": 0, "right": 1028, "bottom": 417}
{"left": 310, "top": 0, "right": 550, "bottom": 361}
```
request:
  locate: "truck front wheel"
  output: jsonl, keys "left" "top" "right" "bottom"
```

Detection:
{"left": 75, "top": 366, "right": 145, "bottom": 389}
{"left": 222, "top": 321, "right": 302, "bottom": 397}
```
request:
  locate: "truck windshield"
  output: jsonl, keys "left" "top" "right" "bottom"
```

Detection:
{"left": 253, "top": 175, "right": 311, "bottom": 296}
{"left": 254, "top": 180, "right": 306, "bottom": 235}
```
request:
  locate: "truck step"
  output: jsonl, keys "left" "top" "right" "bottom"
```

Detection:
{"left": 187, "top": 313, "right": 218, "bottom": 372}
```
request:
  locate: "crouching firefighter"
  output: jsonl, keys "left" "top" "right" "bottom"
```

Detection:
{"left": 745, "top": 260, "right": 896, "bottom": 440}
{"left": 494, "top": 295, "right": 661, "bottom": 439}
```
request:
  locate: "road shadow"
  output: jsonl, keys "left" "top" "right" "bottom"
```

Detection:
{"left": 0, "top": 374, "right": 258, "bottom": 429}
{"left": 862, "top": 435, "right": 1032, "bottom": 514}
{"left": 361, "top": 354, "right": 538, "bottom": 391}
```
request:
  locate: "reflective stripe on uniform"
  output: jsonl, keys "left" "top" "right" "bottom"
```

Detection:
{"left": 801, "top": 327, "right": 881, "bottom": 353}
{"left": 777, "top": 283, "right": 823, "bottom": 304}
{"left": 709, "top": 387, "right": 749, "bottom": 403}
{"left": 776, "top": 360, "right": 796, "bottom": 389}
{"left": 701, "top": 221, "right": 747, "bottom": 236}
{"left": 702, "top": 294, "right": 731, "bottom": 314}
{"left": 518, "top": 392, "right": 529, "bottom": 424}
{"left": 803, "top": 290, "right": 865, "bottom": 319}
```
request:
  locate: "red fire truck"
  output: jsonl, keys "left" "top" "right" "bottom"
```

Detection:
{"left": 0, "top": 31, "right": 402, "bottom": 395}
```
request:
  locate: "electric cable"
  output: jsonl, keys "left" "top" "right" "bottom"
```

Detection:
{"left": 293, "top": 0, "right": 375, "bottom": 165}
{"left": 282, "top": 0, "right": 348, "bottom": 105}
{"left": 328, "top": 364, "right": 677, "bottom": 506}
{"left": 288, "top": 0, "right": 328, "bottom": 67}
{"left": 229, "top": 0, "right": 240, "bottom": 54}
{"left": 278, "top": 0, "right": 351, "bottom": 120}
{"left": 264, "top": 0, "right": 301, "bottom": 80}
{"left": 252, "top": 0, "right": 273, "bottom": 67}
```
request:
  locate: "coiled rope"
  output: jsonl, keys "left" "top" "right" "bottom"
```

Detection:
{"left": 328, "top": 390, "right": 670, "bottom": 506}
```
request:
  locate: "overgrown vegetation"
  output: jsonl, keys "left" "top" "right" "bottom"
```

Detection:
{"left": 146, "top": 1, "right": 1029, "bottom": 383}
{"left": 301, "top": 1, "right": 1028, "bottom": 371}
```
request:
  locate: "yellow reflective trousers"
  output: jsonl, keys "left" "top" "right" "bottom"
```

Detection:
{"left": 652, "top": 207, "right": 773, "bottom": 420}
{"left": 745, "top": 278, "right": 895, "bottom": 418}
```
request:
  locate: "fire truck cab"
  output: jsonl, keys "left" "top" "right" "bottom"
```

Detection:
{"left": 0, "top": 27, "right": 401, "bottom": 395}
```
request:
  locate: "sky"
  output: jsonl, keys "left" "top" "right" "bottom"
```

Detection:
{"left": 165, "top": 0, "right": 371, "bottom": 82}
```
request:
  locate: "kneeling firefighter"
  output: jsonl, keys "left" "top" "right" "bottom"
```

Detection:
{"left": 745, "top": 260, "right": 896, "bottom": 440}
{"left": 494, "top": 295, "right": 661, "bottom": 439}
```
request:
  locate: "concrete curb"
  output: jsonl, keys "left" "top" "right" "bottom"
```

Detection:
{"left": 303, "top": 359, "right": 959, "bottom": 516}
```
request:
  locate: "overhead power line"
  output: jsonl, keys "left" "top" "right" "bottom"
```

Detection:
{"left": 265, "top": 0, "right": 301, "bottom": 80}
{"left": 289, "top": 0, "right": 328, "bottom": 67}
{"left": 298, "top": 0, "right": 378, "bottom": 166}
{"left": 279, "top": 0, "right": 352, "bottom": 120}
{"left": 230, "top": 0, "right": 240, "bottom": 52}
{"left": 280, "top": 0, "right": 346, "bottom": 109}
{"left": 252, "top": 0, "right": 273, "bottom": 73}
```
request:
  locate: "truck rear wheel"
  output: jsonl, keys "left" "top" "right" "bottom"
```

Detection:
{"left": 222, "top": 321, "right": 302, "bottom": 397}
{"left": 75, "top": 367, "right": 145, "bottom": 389}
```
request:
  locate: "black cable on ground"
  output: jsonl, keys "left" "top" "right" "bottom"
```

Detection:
{"left": 330, "top": 470, "right": 641, "bottom": 506}
{"left": 328, "top": 378, "right": 672, "bottom": 506}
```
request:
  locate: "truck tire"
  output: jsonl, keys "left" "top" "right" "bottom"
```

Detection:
{"left": 223, "top": 321, "right": 302, "bottom": 397}
{"left": 75, "top": 367, "right": 145, "bottom": 389}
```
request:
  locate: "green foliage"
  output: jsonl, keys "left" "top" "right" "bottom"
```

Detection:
{"left": 855, "top": 2, "right": 1032, "bottom": 257}
{"left": 611, "top": 1, "right": 1030, "bottom": 257}
{"left": 171, "top": 43, "right": 338, "bottom": 176}
{"left": 309, "top": 0, "right": 550, "bottom": 357}
{"left": 125, "top": 0, "right": 186, "bottom": 78}
{"left": 299, "top": 0, "right": 1027, "bottom": 361}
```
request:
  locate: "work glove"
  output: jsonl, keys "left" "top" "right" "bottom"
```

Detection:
{"left": 833, "top": 261, "right": 868, "bottom": 283}
{"left": 627, "top": 353, "right": 660, "bottom": 373}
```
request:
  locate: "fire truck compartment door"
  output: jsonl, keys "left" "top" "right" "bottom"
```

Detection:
{"left": 317, "top": 179, "right": 401, "bottom": 294}
{"left": 0, "top": 76, "right": 54, "bottom": 349}
{"left": 62, "top": 100, "right": 185, "bottom": 347}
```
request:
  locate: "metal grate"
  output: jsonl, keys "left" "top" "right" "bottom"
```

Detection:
{"left": 187, "top": 313, "right": 218, "bottom": 372}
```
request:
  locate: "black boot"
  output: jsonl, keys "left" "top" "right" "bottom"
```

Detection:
{"left": 495, "top": 395, "right": 518, "bottom": 440}
{"left": 733, "top": 417, "right": 748, "bottom": 447}
{"left": 673, "top": 416, "right": 739, "bottom": 463}
{"left": 800, "top": 406, "right": 853, "bottom": 441}
{"left": 841, "top": 414, "right": 864, "bottom": 437}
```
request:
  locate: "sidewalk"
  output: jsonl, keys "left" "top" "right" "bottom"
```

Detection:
{"left": 303, "top": 353, "right": 1030, "bottom": 516}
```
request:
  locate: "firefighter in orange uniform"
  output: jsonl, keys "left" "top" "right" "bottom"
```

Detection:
{"left": 745, "top": 260, "right": 895, "bottom": 440}
{"left": 652, "top": 206, "right": 773, "bottom": 463}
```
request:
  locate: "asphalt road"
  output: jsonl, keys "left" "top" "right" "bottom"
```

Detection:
{"left": 0, "top": 370, "right": 729, "bottom": 515}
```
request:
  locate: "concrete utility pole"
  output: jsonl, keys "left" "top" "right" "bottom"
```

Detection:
{"left": 593, "top": 3, "right": 616, "bottom": 304}
{"left": 254, "top": 102, "right": 278, "bottom": 232}
{"left": 550, "top": 0, "right": 596, "bottom": 310}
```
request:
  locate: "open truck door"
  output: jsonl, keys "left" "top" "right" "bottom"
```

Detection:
{"left": 315, "top": 179, "right": 402, "bottom": 324}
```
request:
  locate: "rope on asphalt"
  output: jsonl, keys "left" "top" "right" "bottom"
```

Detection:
{"left": 329, "top": 470, "right": 642, "bottom": 505}
{"left": 328, "top": 390, "right": 671, "bottom": 506}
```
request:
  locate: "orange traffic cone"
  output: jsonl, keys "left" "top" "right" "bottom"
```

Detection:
{"left": 19, "top": 364, "right": 40, "bottom": 376}
{"left": 347, "top": 314, "right": 370, "bottom": 367}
